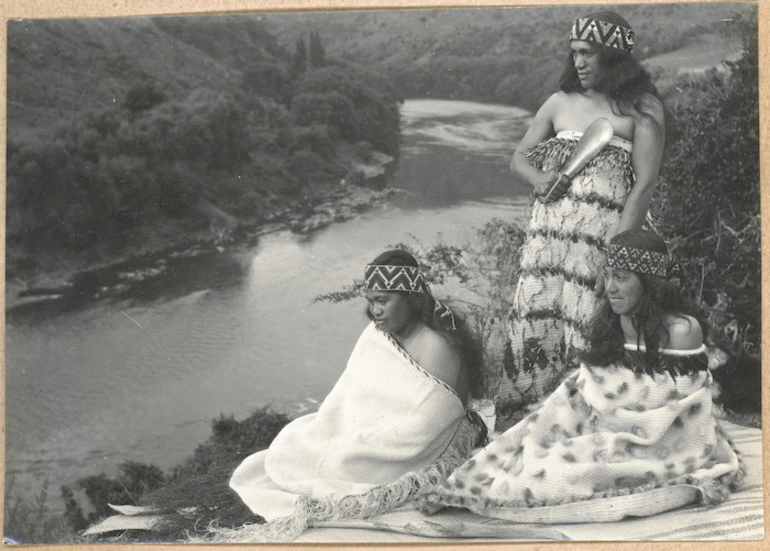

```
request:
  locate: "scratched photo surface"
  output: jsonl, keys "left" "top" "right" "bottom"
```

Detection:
{"left": 4, "top": 1, "right": 762, "bottom": 544}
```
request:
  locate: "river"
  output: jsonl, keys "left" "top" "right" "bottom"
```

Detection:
{"left": 5, "top": 98, "right": 533, "bottom": 508}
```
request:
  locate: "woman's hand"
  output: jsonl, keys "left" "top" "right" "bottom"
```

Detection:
{"left": 510, "top": 93, "right": 561, "bottom": 193}
{"left": 532, "top": 169, "right": 562, "bottom": 199}
{"left": 615, "top": 94, "right": 666, "bottom": 233}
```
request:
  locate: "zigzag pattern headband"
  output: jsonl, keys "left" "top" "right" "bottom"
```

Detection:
{"left": 606, "top": 243, "right": 680, "bottom": 278}
{"left": 570, "top": 16, "right": 635, "bottom": 54}
{"left": 365, "top": 264, "right": 423, "bottom": 292}
{"left": 365, "top": 264, "right": 457, "bottom": 330}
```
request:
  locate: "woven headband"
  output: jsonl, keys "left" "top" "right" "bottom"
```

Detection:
{"left": 606, "top": 243, "right": 680, "bottom": 278}
{"left": 365, "top": 264, "right": 457, "bottom": 330}
{"left": 570, "top": 16, "right": 635, "bottom": 54}
{"left": 365, "top": 264, "right": 423, "bottom": 292}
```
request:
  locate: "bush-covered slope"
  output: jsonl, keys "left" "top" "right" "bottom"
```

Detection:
{"left": 7, "top": 16, "right": 401, "bottom": 276}
{"left": 263, "top": 3, "right": 751, "bottom": 109}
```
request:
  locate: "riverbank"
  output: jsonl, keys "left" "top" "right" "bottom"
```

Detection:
{"left": 4, "top": 98, "right": 533, "bottom": 541}
{"left": 6, "top": 154, "right": 398, "bottom": 315}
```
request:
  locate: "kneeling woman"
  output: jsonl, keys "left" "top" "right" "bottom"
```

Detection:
{"left": 420, "top": 230, "right": 743, "bottom": 522}
{"left": 228, "top": 250, "right": 485, "bottom": 540}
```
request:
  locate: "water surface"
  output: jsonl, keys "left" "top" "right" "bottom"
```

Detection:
{"left": 5, "top": 98, "right": 533, "bottom": 507}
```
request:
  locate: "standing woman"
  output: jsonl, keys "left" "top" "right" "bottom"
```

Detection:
{"left": 498, "top": 12, "right": 666, "bottom": 426}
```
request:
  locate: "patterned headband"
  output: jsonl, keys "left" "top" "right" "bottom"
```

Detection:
{"left": 570, "top": 16, "right": 635, "bottom": 54}
{"left": 606, "top": 243, "right": 680, "bottom": 278}
{"left": 365, "top": 264, "right": 457, "bottom": 330}
{"left": 365, "top": 264, "right": 423, "bottom": 293}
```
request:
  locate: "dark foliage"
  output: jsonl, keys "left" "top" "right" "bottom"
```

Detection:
{"left": 292, "top": 35, "right": 307, "bottom": 75}
{"left": 711, "top": 348, "right": 762, "bottom": 414}
{"left": 169, "top": 408, "right": 290, "bottom": 479}
{"left": 654, "top": 11, "right": 760, "bottom": 353}
{"left": 6, "top": 20, "right": 401, "bottom": 278}
{"left": 241, "top": 61, "right": 293, "bottom": 105}
{"left": 3, "top": 479, "right": 75, "bottom": 544}
{"left": 294, "top": 64, "right": 402, "bottom": 154}
{"left": 137, "top": 409, "right": 289, "bottom": 540}
{"left": 124, "top": 82, "right": 168, "bottom": 113}
{"left": 309, "top": 30, "right": 326, "bottom": 68}
{"left": 66, "top": 462, "right": 166, "bottom": 523}
{"left": 60, "top": 407, "right": 289, "bottom": 538}
{"left": 139, "top": 463, "right": 259, "bottom": 541}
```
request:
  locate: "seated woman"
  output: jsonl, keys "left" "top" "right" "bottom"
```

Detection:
{"left": 226, "top": 249, "right": 486, "bottom": 540}
{"left": 420, "top": 230, "right": 744, "bottom": 523}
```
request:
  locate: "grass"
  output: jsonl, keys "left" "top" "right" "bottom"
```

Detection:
{"left": 3, "top": 479, "right": 77, "bottom": 544}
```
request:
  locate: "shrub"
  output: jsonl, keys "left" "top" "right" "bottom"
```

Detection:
{"left": 285, "top": 149, "right": 326, "bottom": 186}
{"left": 353, "top": 140, "right": 373, "bottom": 161}
{"left": 287, "top": 124, "right": 336, "bottom": 158}
{"left": 68, "top": 461, "right": 166, "bottom": 522}
{"left": 130, "top": 88, "right": 252, "bottom": 170}
{"left": 4, "top": 479, "right": 76, "bottom": 544}
{"left": 655, "top": 10, "right": 760, "bottom": 352}
{"left": 170, "top": 407, "right": 290, "bottom": 479}
{"left": 291, "top": 91, "right": 355, "bottom": 140}
{"left": 56, "top": 408, "right": 290, "bottom": 537}
{"left": 295, "top": 65, "right": 401, "bottom": 154}
{"left": 241, "top": 61, "right": 293, "bottom": 106}
{"left": 124, "top": 83, "right": 167, "bottom": 113}
{"left": 315, "top": 219, "right": 527, "bottom": 396}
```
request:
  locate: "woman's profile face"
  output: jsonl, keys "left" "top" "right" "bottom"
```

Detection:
{"left": 603, "top": 266, "right": 644, "bottom": 315}
{"left": 365, "top": 290, "right": 415, "bottom": 334}
{"left": 571, "top": 40, "right": 604, "bottom": 89}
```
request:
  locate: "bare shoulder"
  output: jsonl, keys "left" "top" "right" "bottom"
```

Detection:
{"left": 542, "top": 91, "right": 570, "bottom": 111}
{"left": 514, "top": 93, "right": 564, "bottom": 154}
{"left": 664, "top": 314, "right": 704, "bottom": 350}
{"left": 637, "top": 92, "right": 665, "bottom": 127}
{"left": 532, "top": 91, "right": 568, "bottom": 119}
{"left": 413, "top": 328, "right": 462, "bottom": 389}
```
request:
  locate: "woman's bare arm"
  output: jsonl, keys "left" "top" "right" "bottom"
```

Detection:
{"left": 665, "top": 315, "right": 704, "bottom": 350}
{"left": 616, "top": 94, "right": 666, "bottom": 234}
{"left": 510, "top": 93, "right": 562, "bottom": 196}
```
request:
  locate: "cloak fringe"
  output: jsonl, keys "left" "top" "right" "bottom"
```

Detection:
{"left": 196, "top": 416, "right": 480, "bottom": 542}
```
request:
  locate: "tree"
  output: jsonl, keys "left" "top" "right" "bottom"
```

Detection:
{"left": 309, "top": 30, "right": 325, "bottom": 68}
{"left": 655, "top": 10, "right": 760, "bottom": 351}
{"left": 291, "top": 35, "right": 307, "bottom": 75}
{"left": 291, "top": 91, "right": 355, "bottom": 139}
{"left": 241, "top": 61, "right": 292, "bottom": 105}
{"left": 294, "top": 65, "right": 401, "bottom": 154}
{"left": 71, "top": 461, "right": 165, "bottom": 522}
{"left": 124, "top": 82, "right": 167, "bottom": 113}
{"left": 315, "top": 219, "right": 528, "bottom": 398}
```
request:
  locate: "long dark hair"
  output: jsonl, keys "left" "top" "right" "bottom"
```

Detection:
{"left": 580, "top": 230, "right": 708, "bottom": 375}
{"left": 366, "top": 249, "right": 486, "bottom": 399}
{"left": 559, "top": 12, "right": 664, "bottom": 123}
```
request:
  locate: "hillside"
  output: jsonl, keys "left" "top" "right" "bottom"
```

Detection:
{"left": 6, "top": 16, "right": 401, "bottom": 278}
{"left": 6, "top": 4, "right": 754, "bottom": 279}
{"left": 263, "top": 3, "right": 751, "bottom": 108}
{"left": 644, "top": 31, "right": 743, "bottom": 73}
{"left": 7, "top": 16, "right": 280, "bottom": 141}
